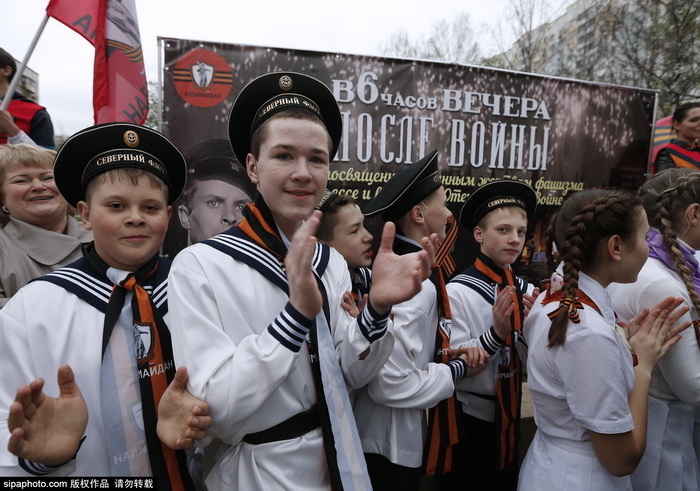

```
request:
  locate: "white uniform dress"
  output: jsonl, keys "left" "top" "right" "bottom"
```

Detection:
{"left": 167, "top": 233, "right": 394, "bottom": 491}
{"left": 352, "top": 236, "right": 463, "bottom": 469}
{"left": 0, "top": 262, "right": 169, "bottom": 477}
{"left": 518, "top": 272, "right": 635, "bottom": 491}
{"left": 609, "top": 256, "right": 700, "bottom": 491}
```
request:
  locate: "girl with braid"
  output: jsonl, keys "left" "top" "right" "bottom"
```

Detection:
{"left": 315, "top": 191, "right": 373, "bottom": 318}
{"left": 518, "top": 189, "right": 690, "bottom": 491}
{"left": 609, "top": 168, "right": 700, "bottom": 490}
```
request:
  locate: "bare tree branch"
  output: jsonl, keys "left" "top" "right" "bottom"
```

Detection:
{"left": 380, "top": 13, "right": 481, "bottom": 65}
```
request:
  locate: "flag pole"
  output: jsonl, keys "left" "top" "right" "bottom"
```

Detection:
{"left": 0, "top": 14, "right": 50, "bottom": 111}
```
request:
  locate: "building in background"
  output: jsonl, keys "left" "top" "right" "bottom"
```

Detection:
{"left": 491, "top": 0, "right": 629, "bottom": 78}
{"left": 486, "top": 0, "right": 699, "bottom": 115}
{"left": 14, "top": 59, "right": 41, "bottom": 103}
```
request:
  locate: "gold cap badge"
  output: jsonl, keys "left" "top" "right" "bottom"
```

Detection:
{"left": 123, "top": 130, "right": 139, "bottom": 148}
{"left": 278, "top": 75, "right": 293, "bottom": 91}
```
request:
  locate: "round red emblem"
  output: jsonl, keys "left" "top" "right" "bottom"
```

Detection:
{"left": 172, "top": 49, "right": 233, "bottom": 108}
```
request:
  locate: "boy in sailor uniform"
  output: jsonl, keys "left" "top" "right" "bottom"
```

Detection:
{"left": 353, "top": 149, "right": 488, "bottom": 490}
{"left": 0, "top": 123, "right": 210, "bottom": 486}
{"left": 445, "top": 179, "right": 538, "bottom": 491}
{"left": 166, "top": 72, "right": 437, "bottom": 491}
{"left": 315, "top": 191, "right": 373, "bottom": 318}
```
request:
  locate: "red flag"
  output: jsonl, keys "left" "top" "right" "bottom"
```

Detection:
{"left": 46, "top": 0, "right": 148, "bottom": 124}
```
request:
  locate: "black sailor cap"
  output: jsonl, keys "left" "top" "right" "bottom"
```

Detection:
{"left": 363, "top": 149, "right": 441, "bottom": 222}
{"left": 227, "top": 71, "right": 342, "bottom": 165}
{"left": 54, "top": 122, "right": 187, "bottom": 207}
{"left": 459, "top": 178, "right": 537, "bottom": 230}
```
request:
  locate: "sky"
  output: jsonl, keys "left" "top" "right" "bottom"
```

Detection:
{"left": 5, "top": 0, "right": 527, "bottom": 137}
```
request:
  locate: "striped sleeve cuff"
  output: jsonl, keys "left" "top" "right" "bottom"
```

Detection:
{"left": 479, "top": 326, "right": 505, "bottom": 355}
{"left": 358, "top": 301, "right": 390, "bottom": 343}
{"left": 515, "top": 331, "right": 528, "bottom": 349}
{"left": 18, "top": 436, "right": 85, "bottom": 475}
{"left": 447, "top": 359, "right": 468, "bottom": 381}
{"left": 18, "top": 458, "right": 61, "bottom": 476}
{"left": 267, "top": 303, "right": 314, "bottom": 352}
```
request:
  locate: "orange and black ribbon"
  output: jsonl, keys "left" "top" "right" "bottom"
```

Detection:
{"left": 546, "top": 296, "right": 584, "bottom": 324}
{"left": 423, "top": 218, "right": 463, "bottom": 476}
{"left": 238, "top": 196, "right": 288, "bottom": 260}
{"left": 474, "top": 256, "right": 523, "bottom": 470}
{"left": 541, "top": 287, "right": 601, "bottom": 322}
{"left": 543, "top": 286, "right": 641, "bottom": 368}
{"left": 435, "top": 215, "right": 458, "bottom": 279}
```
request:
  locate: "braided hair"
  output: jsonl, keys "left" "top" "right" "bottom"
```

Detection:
{"left": 545, "top": 189, "right": 641, "bottom": 347}
{"left": 639, "top": 168, "right": 700, "bottom": 316}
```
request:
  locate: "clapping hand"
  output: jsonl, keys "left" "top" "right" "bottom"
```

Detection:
{"left": 523, "top": 287, "right": 540, "bottom": 317}
{"left": 623, "top": 297, "right": 690, "bottom": 371}
{"left": 368, "top": 222, "right": 437, "bottom": 315}
{"left": 286, "top": 211, "right": 324, "bottom": 319}
{"left": 157, "top": 366, "right": 212, "bottom": 450}
{"left": 341, "top": 292, "right": 368, "bottom": 318}
{"left": 7, "top": 365, "right": 87, "bottom": 466}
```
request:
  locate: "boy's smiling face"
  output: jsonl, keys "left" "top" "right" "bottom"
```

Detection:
{"left": 474, "top": 207, "right": 528, "bottom": 269}
{"left": 78, "top": 174, "right": 171, "bottom": 271}
{"left": 246, "top": 117, "right": 330, "bottom": 238}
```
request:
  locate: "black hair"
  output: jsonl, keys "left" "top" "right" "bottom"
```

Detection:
{"left": 672, "top": 102, "right": 700, "bottom": 124}
{"left": 0, "top": 48, "right": 17, "bottom": 81}
{"left": 317, "top": 194, "right": 359, "bottom": 242}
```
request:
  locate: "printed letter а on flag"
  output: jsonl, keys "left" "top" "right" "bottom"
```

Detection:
{"left": 47, "top": 0, "right": 149, "bottom": 124}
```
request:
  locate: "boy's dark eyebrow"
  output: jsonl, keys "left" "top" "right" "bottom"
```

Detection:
{"left": 269, "top": 142, "right": 329, "bottom": 157}
{"left": 492, "top": 222, "right": 528, "bottom": 228}
{"left": 99, "top": 193, "right": 163, "bottom": 201}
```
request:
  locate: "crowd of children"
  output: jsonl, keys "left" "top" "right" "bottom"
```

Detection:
{"left": 0, "top": 70, "right": 697, "bottom": 491}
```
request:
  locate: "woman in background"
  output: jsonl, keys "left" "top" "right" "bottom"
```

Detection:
{"left": 0, "top": 143, "right": 92, "bottom": 307}
{"left": 654, "top": 102, "right": 700, "bottom": 173}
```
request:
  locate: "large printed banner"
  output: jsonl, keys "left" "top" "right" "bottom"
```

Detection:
{"left": 160, "top": 38, "right": 657, "bottom": 276}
